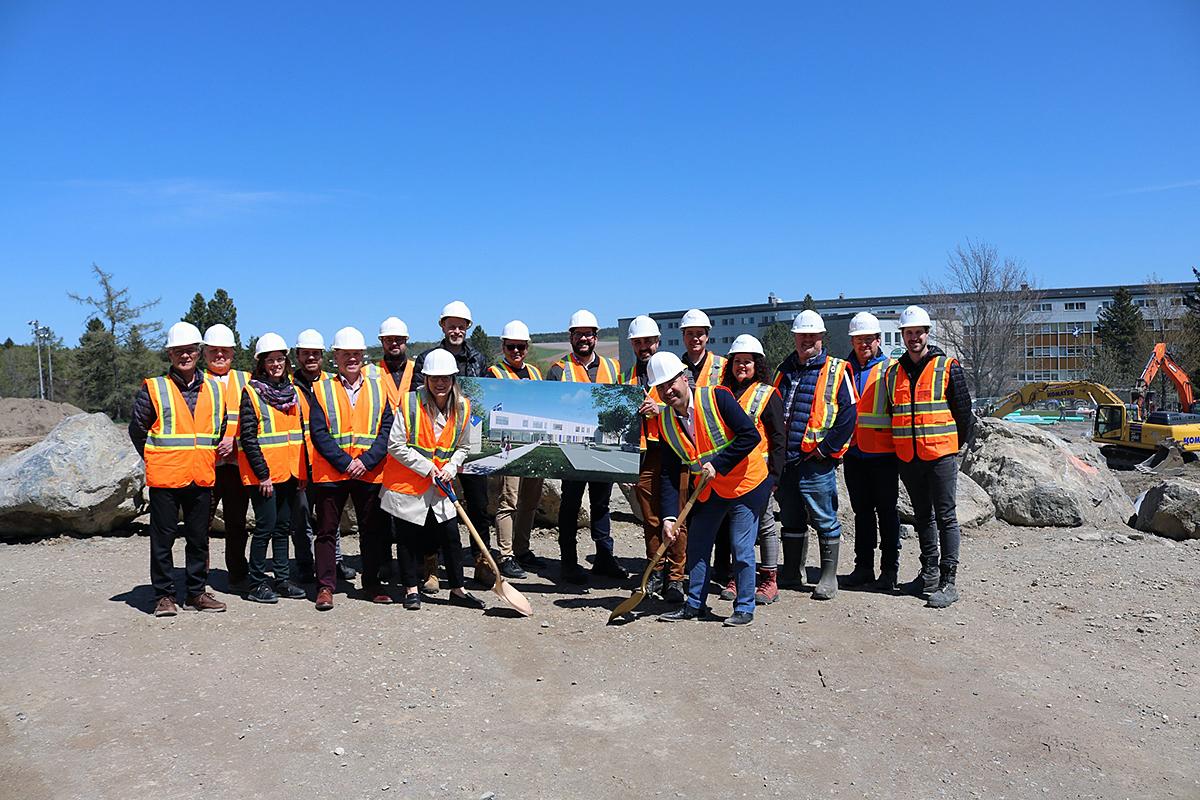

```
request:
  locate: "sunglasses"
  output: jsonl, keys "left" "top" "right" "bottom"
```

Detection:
{"left": 504, "top": 343, "right": 528, "bottom": 351}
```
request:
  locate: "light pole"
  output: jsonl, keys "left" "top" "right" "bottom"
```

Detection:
{"left": 39, "top": 325, "right": 54, "bottom": 401}
{"left": 27, "top": 320, "right": 44, "bottom": 400}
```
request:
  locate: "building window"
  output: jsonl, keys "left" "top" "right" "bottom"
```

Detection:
{"left": 1032, "top": 303, "right": 1052, "bottom": 312}
{"left": 1064, "top": 302, "right": 1086, "bottom": 311}
{"left": 496, "top": 416, "right": 509, "bottom": 426}
{"left": 1100, "top": 301, "right": 1113, "bottom": 309}
{"left": 1171, "top": 297, "right": 1184, "bottom": 306}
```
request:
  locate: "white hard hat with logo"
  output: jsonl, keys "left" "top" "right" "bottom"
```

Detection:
{"left": 331, "top": 326, "right": 367, "bottom": 351}
{"left": 203, "top": 323, "right": 236, "bottom": 348}
{"left": 898, "top": 305, "right": 933, "bottom": 329}
{"left": 848, "top": 312, "right": 882, "bottom": 337}
{"left": 627, "top": 315, "right": 661, "bottom": 339}
{"left": 379, "top": 317, "right": 409, "bottom": 338}
{"left": 439, "top": 300, "right": 473, "bottom": 325}
{"left": 790, "top": 309, "right": 826, "bottom": 334}
{"left": 569, "top": 309, "right": 600, "bottom": 331}
{"left": 166, "top": 321, "right": 203, "bottom": 349}
{"left": 294, "top": 329, "right": 325, "bottom": 350}
{"left": 422, "top": 348, "right": 459, "bottom": 376}
{"left": 728, "top": 334, "right": 765, "bottom": 356}
{"left": 501, "top": 320, "right": 531, "bottom": 341}
{"left": 679, "top": 309, "right": 712, "bottom": 329}
{"left": 254, "top": 332, "right": 289, "bottom": 358}
{"left": 646, "top": 351, "right": 688, "bottom": 387}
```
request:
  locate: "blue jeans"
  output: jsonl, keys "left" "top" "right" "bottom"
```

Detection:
{"left": 776, "top": 458, "right": 841, "bottom": 540}
{"left": 684, "top": 480, "right": 770, "bottom": 614}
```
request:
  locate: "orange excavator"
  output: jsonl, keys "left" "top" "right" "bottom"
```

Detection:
{"left": 1135, "top": 343, "right": 1197, "bottom": 416}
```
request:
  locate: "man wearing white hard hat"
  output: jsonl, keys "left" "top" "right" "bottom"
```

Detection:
{"left": 771, "top": 309, "right": 857, "bottom": 601}
{"left": 306, "top": 326, "right": 394, "bottom": 610}
{"left": 624, "top": 315, "right": 686, "bottom": 603}
{"left": 864, "top": 305, "right": 972, "bottom": 609}
{"left": 128, "top": 321, "right": 228, "bottom": 616}
{"left": 546, "top": 309, "right": 627, "bottom": 584}
{"left": 365, "top": 316, "right": 417, "bottom": 409}
{"left": 486, "top": 320, "right": 545, "bottom": 580}
{"left": 841, "top": 312, "right": 903, "bottom": 592}
{"left": 201, "top": 323, "right": 254, "bottom": 592}
{"left": 678, "top": 308, "right": 727, "bottom": 388}
{"left": 648, "top": 351, "right": 765, "bottom": 626}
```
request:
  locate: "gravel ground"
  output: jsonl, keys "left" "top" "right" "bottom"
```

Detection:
{"left": 0, "top": 516, "right": 1196, "bottom": 800}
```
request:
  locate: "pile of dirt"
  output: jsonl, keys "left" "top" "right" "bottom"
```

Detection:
{"left": 0, "top": 398, "right": 83, "bottom": 438}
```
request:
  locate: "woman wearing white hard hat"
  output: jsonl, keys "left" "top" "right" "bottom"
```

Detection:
{"left": 381, "top": 348, "right": 485, "bottom": 611}
{"left": 237, "top": 333, "right": 305, "bottom": 603}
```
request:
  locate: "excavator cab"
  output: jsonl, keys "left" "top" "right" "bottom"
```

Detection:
{"left": 1094, "top": 404, "right": 1126, "bottom": 438}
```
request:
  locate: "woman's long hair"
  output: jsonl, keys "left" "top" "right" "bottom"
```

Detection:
{"left": 720, "top": 353, "right": 769, "bottom": 394}
{"left": 422, "top": 377, "right": 466, "bottom": 419}
{"left": 253, "top": 351, "right": 292, "bottom": 382}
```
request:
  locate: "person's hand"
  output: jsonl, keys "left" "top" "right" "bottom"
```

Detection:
{"left": 700, "top": 462, "right": 717, "bottom": 482}
{"left": 432, "top": 466, "right": 453, "bottom": 483}
{"left": 805, "top": 448, "right": 827, "bottom": 461}
{"left": 217, "top": 436, "right": 235, "bottom": 458}
{"left": 662, "top": 518, "right": 677, "bottom": 544}
{"left": 346, "top": 458, "right": 367, "bottom": 479}
{"left": 259, "top": 478, "right": 274, "bottom": 498}
{"left": 639, "top": 398, "right": 661, "bottom": 417}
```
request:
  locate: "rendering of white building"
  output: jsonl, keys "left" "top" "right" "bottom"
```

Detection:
{"left": 489, "top": 410, "right": 598, "bottom": 444}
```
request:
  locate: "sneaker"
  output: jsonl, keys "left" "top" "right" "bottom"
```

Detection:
{"left": 719, "top": 577, "right": 737, "bottom": 601}
{"left": 402, "top": 592, "right": 421, "bottom": 611}
{"left": 246, "top": 583, "right": 279, "bottom": 604}
{"left": 449, "top": 591, "right": 486, "bottom": 610}
{"left": 498, "top": 557, "right": 527, "bottom": 580}
{"left": 516, "top": 550, "right": 545, "bottom": 568}
{"left": 336, "top": 562, "right": 358, "bottom": 581}
{"left": 315, "top": 587, "right": 334, "bottom": 611}
{"left": 658, "top": 604, "right": 704, "bottom": 622}
{"left": 662, "top": 580, "right": 686, "bottom": 604}
{"left": 723, "top": 611, "right": 754, "bottom": 627}
{"left": 153, "top": 596, "right": 178, "bottom": 617}
{"left": 645, "top": 569, "right": 665, "bottom": 599}
{"left": 560, "top": 562, "right": 589, "bottom": 585}
{"left": 186, "top": 591, "right": 228, "bottom": 613}
{"left": 591, "top": 552, "right": 629, "bottom": 580}
{"left": 927, "top": 583, "right": 959, "bottom": 608}
{"left": 275, "top": 580, "right": 307, "bottom": 600}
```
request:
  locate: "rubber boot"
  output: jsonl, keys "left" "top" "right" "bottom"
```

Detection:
{"left": 778, "top": 534, "right": 809, "bottom": 589}
{"left": 841, "top": 559, "right": 875, "bottom": 588}
{"left": 909, "top": 556, "right": 939, "bottom": 597}
{"left": 926, "top": 566, "right": 959, "bottom": 609}
{"left": 754, "top": 567, "right": 779, "bottom": 605}
{"left": 811, "top": 538, "right": 840, "bottom": 601}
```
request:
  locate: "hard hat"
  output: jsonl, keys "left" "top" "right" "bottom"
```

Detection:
{"left": 627, "top": 315, "right": 661, "bottom": 339}
{"left": 166, "top": 321, "right": 203, "bottom": 349}
{"left": 898, "top": 305, "right": 933, "bottom": 329}
{"left": 728, "top": 334, "right": 765, "bottom": 356}
{"left": 254, "top": 332, "right": 289, "bottom": 358}
{"left": 294, "top": 329, "right": 325, "bottom": 350}
{"left": 331, "top": 326, "right": 367, "bottom": 351}
{"left": 439, "top": 300, "right": 473, "bottom": 325}
{"left": 848, "top": 312, "right": 882, "bottom": 337}
{"left": 379, "top": 317, "right": 409, "bottom": 338}
{"left": 422, "top": 348, "right": 458, "bottom": 377}
{"left": 568, "top": 309, "right": 600, "bottom": 331}
{"left": 646, "top": 351, "right": 688, "bottom": 387}
{"left": 790, "top": 309, "right": 826, "bottom": 334}
{"left": 500, "top": 320, "right": 531, "bottom": 341}
{"left": 202, "top": 323, "right": 236, "bottom": 348}
{"left": 679, "top": 309, "right": 712, "bottom": 329}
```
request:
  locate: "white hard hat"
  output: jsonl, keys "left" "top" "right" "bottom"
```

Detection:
{"left": 202, "top": 323, "right": 236, "bottom": 348}
{"left": 898, "top": 305, "right": 933, "bottom": 329}
{"left": 166, "top": 321, "right": 203, "bottom": 349}
{"left": 439, "top": 300, "right": 473, "bottom": 325}
{"left": 627, "top": 315, "right": 661, "bottom": 339}
{"left": 422, "top": 348, "right": 458, "bottom": 377}
{"left": 568, "top": 309, "right": 600, "bottom": 331}
{"left": 500, "top": 320, "right": 531, "bottom": 341}
{"left": 791, "top": 309, "right": 826, "bottom": 334}
{"left": 848, "top": 312, "right": 882, "bottom": 337}
{"left": 254, "top": 332, "right": 289, "bottom": 358}
{"left": 294, "top": 328, "right": 325, "bottom": 350}
{"left": 646, "top": 351, "right": 688, "bottom": 387}
{"left": 679, "top": 309, "right": 712, "bottom": 329}
{"left": 379, "top": 316, "right": 409, "bottom": 338}
{"left": 331, "top": 326, "right": 367, "bottom": 351}
{"left": 728, "top": 334, "right": 765, "bottom": 356}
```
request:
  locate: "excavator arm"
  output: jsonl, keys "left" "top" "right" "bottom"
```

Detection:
{"left": 1136, "top": 342, "right": 1194, "bottom": 412}
{"left": 988, "top": 381, "right": 1125, "bottom": 418}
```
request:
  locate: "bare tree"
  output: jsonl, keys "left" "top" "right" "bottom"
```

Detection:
{"left": 922, "top": 239, "right": 1043, "bottom": 400}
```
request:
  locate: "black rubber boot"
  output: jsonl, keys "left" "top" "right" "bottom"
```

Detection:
{"left": 811, "top": 538, "right": 840, "bottom": 601}
{"left": 779, "top": 534, "right": 809, "bottom": 589}
{"left": 926, "top": 566, "right": 959, "bottom": 609}
{"left": 909, "top": 556, "right": 939, "bottom": 597}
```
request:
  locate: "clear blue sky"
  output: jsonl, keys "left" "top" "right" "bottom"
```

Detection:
{"left": 2, "top": 2, "right": 1198, "bottom": 346}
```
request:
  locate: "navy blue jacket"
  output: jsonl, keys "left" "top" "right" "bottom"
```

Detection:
{"left": 306, "top": 378, "right": 394, "bottom": 485}
{"left": 773, "top": 350, "right": 857, "bottom": 463}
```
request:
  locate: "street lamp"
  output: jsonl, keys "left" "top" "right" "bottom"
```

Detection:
{"left": 27, "top": 320, "right": 44, "bottom": 400}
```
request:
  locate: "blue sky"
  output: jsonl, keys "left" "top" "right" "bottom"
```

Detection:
{"left": 2, "top": 2, "right": 1198, "bottom": 346}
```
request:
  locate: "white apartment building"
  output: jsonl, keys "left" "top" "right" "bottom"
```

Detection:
{"left": 489, "top": 409, "right": 597, "bottom": 444}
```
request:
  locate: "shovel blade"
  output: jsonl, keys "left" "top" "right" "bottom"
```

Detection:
{"left": 493, "top": 577, "right": 533, "bottom": 617}
{"left": 607, "top": 589, "right": 647, "bottom": 624}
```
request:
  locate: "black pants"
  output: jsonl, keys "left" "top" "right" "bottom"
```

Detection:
{"left": 248, "top": 479, "right": 297, "bottom": 587}
{"left": 558, "top": 480, "right": 614, "bottom": 563}
{"left": 210, "top": 464, "right": 250, "bottom": 582}
{"left": 898, "top": 454, "right": 961, "bottom": 571}
{"left": 843, "top": 454, "right": 902, "bottom": 572}
{"left": 149, "top": 485, "right": 211, "bottom": 599}
{"left": 459, "top": 473, "right": 490, "bottom": 553}
{"left": 395, "top": 511, "right": 464, "bottom": 590}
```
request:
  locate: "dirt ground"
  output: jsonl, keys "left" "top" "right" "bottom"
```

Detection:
{"left": 0, "top": 398, "right": 83, "bottom": 458}
{"left": 1, "top": 506, "right": 1197, "bottom": 799}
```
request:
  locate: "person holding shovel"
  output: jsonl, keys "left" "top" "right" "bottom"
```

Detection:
{"left": 380, "top": 348, "right": 485, "bottom": 611}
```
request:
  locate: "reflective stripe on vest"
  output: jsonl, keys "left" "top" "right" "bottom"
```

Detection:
{"left": 144, "top": 375, "right": 223, "bottom": 488}
{"left": 310, "top": 375, "right": 387, "bottom": 483}
{"left": 799, "top": 357, "right": 852, "bottom": 457}
{"left": 208, "top": 369, "right": 250, "bottom": 438}
{"left": 383, "top": 390, "right": 473, "bottom": 495}
{"left": 237, "top": 384, "right": 304, "bottom": 485}
{"left": 488, "top": 361, "right": 543, "bottom": 380}
{"left": 692, "top": 351, "right": 726, "bottom": 387}
{"left": 854, "top": 358, "right": 895, "bottom": 454}
{"left": 555, "top": 354, "right": 619, "bottom": 383}
{"left": 659, "top": 386, "right": 766, "bottom": 500}
{"left": 737, "top": 382, "right": 776, "bottom": 468}
{"left": 885, "top": 356, "right": 958, "bottom": 462}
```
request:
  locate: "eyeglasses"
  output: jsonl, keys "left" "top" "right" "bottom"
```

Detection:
{"left": 504, "top": 343, "right": 528, "bottom": 351}
{"left": 571, "top": 331, "right": 597, "bottom": 339}
{"left": 169, "top": 346, "right": 200, "bottom": 356}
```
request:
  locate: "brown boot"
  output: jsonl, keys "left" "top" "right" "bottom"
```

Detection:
{"left": 755, "top": 567, "right": 779, "bottom": 605}
{"left": 185, "top": 591, "right": 227, "bottom": 613}
{"left": 474, "top": 553, "right": 496, "bottom": 589}
{"left": 153, "top": 596, "right": 178, "bottom": 617}
{"left": 421, "top": 553, "right": 440, "bottom": 594}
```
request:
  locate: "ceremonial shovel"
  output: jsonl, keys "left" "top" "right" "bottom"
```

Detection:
{"left": 607, "top": 474, "right": 709, "bottom": 624}
{"left": 435, "top": 478, "right": 533, "bottom": 617}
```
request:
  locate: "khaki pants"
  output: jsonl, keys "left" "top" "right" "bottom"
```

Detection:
{"left": 495, "top": 476, "right": 544, "bottom": 558}
{"left": 636, "top": 445, "right": 688, "bottom": 581}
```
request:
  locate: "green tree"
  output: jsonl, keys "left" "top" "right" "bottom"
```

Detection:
{"left": 119, "top": 328, "right": 166, "bottom": 417}
{"left": 183, "top": 292, "right": 209, "bottom": 330}
{"left": 760, "top": 322, "right": 794, "bottom": 374}
{"left": 1181, "top": 267, "right": 1200, "bottom": 377}
{"left": 1091, "top": 287, "right": 1144, "bottom": 388}
{"left": 469, "top": 325, "right": 496, "bottom": 365}
{"left": 801, "top": 293, "right": 817, "bottom": 311}
{"left": 3, "top": 338, "right": 13, "bottom": 348}
{"left": 77, "top": 317, "right": 121, "bottom": 415}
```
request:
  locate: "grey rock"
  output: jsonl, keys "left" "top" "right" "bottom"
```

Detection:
{"left": 897, "top": 471, "right": 994, "bottom": 529}
{"left": 1134, "top": 478, "right": 1200, "bottom": 540}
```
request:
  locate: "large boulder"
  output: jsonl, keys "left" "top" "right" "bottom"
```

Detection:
{"left": 0, "top": 413, "right": 145, "bottom": 536}
{"left": 537, "top": 479, "right": 591, "bottom": 527}
{"left": 1134, "top": 479, "right": 1200, "bottom": 540}
{"left": 898, "top": 471, "right": 994, "bottom": 529}
{"left": 962, "top": 416, "right": 1130, "bottom": 528}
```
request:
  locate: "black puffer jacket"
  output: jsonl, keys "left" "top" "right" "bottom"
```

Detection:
{"left": 128, "top": 369, "right": 223, "bottom": 457}
{"left": 412, "top": 340, "right": 488, "bottom": 386}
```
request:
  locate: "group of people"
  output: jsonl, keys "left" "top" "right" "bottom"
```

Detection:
{"left": 129, "top": 298, "right": 972, "bottom": 626}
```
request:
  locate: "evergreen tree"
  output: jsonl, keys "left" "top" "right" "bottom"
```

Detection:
{"left": 3, "top": 338, "right": 13, "bottom": 348}
{"left": 801, "top": 293, "right": 817, "bottom": 311}
{"left": 183, "top": 292, "right": 209, "bottom": 331}
{"left": 77, "top": 318, "right": 121, "bottom": 415}
{"left": 469, "top": 325, "right": 496, "bottom": 365}
{"left": 205, "top": 289, "right": 242, "bottom": 348}
{"left": 1092, "top": 287, "right": 1144, "bottom": 387}
{"left": 760, "top": 322, "right": 794, "bottom": 374}
{"left": 119, "top": 328, "right": 166, "bottom": 419}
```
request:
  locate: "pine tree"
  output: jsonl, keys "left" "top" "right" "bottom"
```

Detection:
{"left": 119, "top": 328, "right": 166, "bottom": 419}
{"left": 469, "top": 325, "right": 495, "bottom": 365}
{"left": 77, "top": 317, "right": 121, "bottom": 415}
{"left": 760, "top": 322, "right": 794, "bottom": 375}
{"left": 801, "top": 293, "right": 817, "bottom": 311}
{"left": 1092, "top": 287, "right": 1144, "bottom": 387}
{"left": 183, "top": 292, "right": 209, "bottom": 331}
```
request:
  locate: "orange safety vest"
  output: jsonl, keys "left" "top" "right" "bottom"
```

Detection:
{"left": 207, "top": 369, "right": 250, "bottom": 439}
{"left": 773, "top": 356, "right": 855, "bottom": 458}
{"left": 237, "top": 384, "right": 304, "bottom": 485}
{"left": 309, "top": 374, "right": 387, "bottom": 483}
{"left": 737, "top": 382, "right": 777, "bottom": 471}
{"left": 143, "top": 374, "right": 224, "bottom": 489}
{"left": 688, "top": 351, "right": 726, "bottom": 387}
{"left": 554, "top": 353, "right": 620, "bottom": 383}
{"left": 624, "top": 364, "right": 663, "bottom": 448}
{"left": 383, "top": 390, "right": 472, "bottom": 495}
{"left": 294, "top": 371, "right": 333, "bottom": 470}
{"left": 659, "top": 386, "right": 767, "bottom": 501}
{"left": 884, "top": 356, "right": 958, "bottom": 462}
{"left": 487, "top": 361, "right": 544, "bottom": 380}
{"left": 853, "top": 358, "right": 895, "bottom": 454}
{"left": 366, "top": 360, "right": 416, "bottom": 409}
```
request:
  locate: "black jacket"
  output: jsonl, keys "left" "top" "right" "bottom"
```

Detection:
{"left": 412, "top": 340, "right": 488, "bottom": 386}
{"left": 895, "top": 345, "right": 974, "bottom": 447}
{"left": 128, "top": 369, "right": 226, "bottom": 458}
{"left": 238, "top": 378, "right": 298, "bottom": 482}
